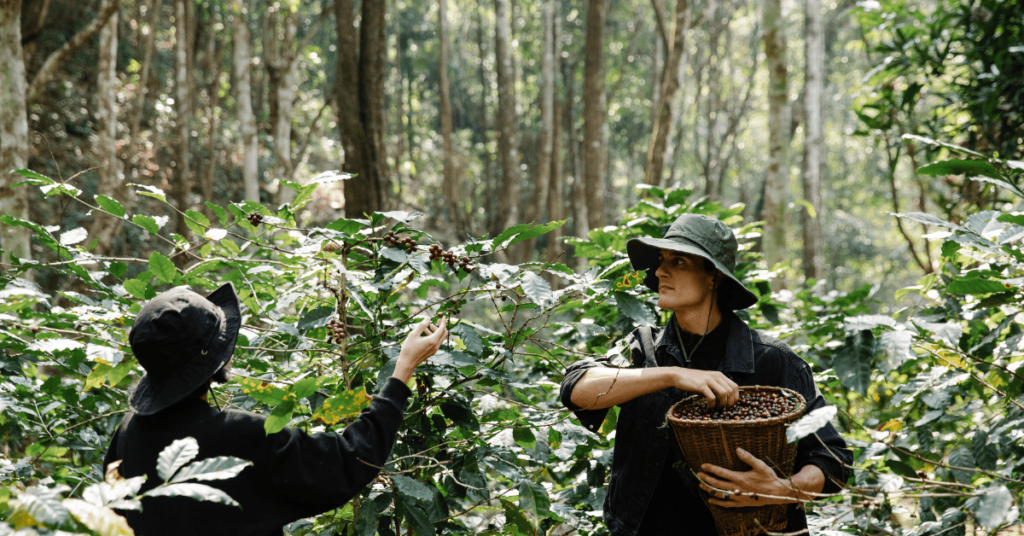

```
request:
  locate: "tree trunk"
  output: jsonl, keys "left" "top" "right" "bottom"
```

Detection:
{"left": 26, "top": 0, "right": 121, "bottom": 102}
{"left": 582, "top": 0, "right": 606, "bottom": 231}
{"left": 518, "top": 0, "right": 555, "bottom": 260}
{"left": 761, "top": 0, "right": 791, "bottom": 271}
{"left": 274, "top": 10, "right": 298, "bottom": 205}
{"left": 89, "top": 1, "right": 123, "bottom": 255}
{"left": 202, "top": 12, "right": 222, "bottom": 217}
{"left": 125, "top": 0, "right": 158, "bottom": 166}
{"left": 232, "top": 0, "right": 259, "bottom": 202}
{"left": 801, "top": 0, "right": 824, "bottom": 282}
{"left": 0, "top": 0, "right": 31, "bottom": 264}
{"left": 356, "top": 0, "right": 388, "bottom": 214}
{"left": 173, "top": 0, "right": 192, "bottom": 236}
{"left": 477, "top": 5, "right": 496, "bottom": 238}
{"left": 494, "top": 0, "right": 521, "bottom": 235}
{"left": 439, "top": 0, "right": 460, "bottom": 229}
{"left": 544, "top": 6, "right": 564, "bottom": 284}
{"left": 335, "top": 0, "right": 366, "bottom": 217}
{"left": 644, "top": 0, "right": 688, "bottom": 187}
{"left": 566, "top": 60, "right": 587, "bottom": 267}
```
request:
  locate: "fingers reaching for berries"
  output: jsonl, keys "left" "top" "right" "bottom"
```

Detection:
{"left": 392, "top": 316, "right": 448, "bottom": 384}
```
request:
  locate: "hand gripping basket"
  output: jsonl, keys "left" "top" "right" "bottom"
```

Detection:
{"left": 665, "top": 386, "right": 806, "bottom": 536}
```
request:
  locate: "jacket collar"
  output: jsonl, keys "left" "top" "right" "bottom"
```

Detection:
{"left": 652, "top": 311, "right": 755, "bottom": 374}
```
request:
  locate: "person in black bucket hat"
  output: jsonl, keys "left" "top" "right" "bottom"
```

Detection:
{"left": 104, "top": 282, "right": 449, "bottom": 536}
{"left": 558, "top": 213, "right": 852, "bottom": 536}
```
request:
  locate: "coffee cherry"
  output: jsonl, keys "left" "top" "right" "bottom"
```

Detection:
{"left": 672, "top": 391, "right": 797, "bottom": 422}
{"left": 247, "top": 212, "right": 264, "bottom": 226}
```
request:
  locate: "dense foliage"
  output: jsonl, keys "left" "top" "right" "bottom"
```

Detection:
{"left": 3, "top": 136, "right": 1024, "bottom": 534}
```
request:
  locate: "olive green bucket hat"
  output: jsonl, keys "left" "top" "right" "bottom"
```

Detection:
{"left": 626, "top": 213, "right": 759, "bottom": 311}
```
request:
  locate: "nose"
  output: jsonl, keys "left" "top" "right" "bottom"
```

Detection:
{"left": 654, "top": 259, "right": 668, "bottom": 279}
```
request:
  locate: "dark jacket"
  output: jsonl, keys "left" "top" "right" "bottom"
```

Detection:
{"left": 559, "top": 312, "right": 853, "bottom": 536}
{"left": 103, "top": 378, "right": 411, "bottom": 536}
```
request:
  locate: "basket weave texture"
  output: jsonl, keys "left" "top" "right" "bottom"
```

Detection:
{"left": 665, "top": 386, "right": 807, "bottom": 536}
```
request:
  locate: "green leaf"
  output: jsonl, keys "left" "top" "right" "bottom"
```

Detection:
{"left": 786, "top": 406, "right": 837, "bottom": 443}
{"left": 832, "top": 331, "right": 876, "bottom": 396}
{"left": 452, "top": 324, "right": 483, "bottom": 356}
{"left": 291, "top": 377, "right": 322, "bottom": 400}
{"left": 353, "top": 493, "right": 391, "bottom": 536}
{"left": 109, "top": 261, "right": 127, "bottom": 278}
{"left": 184, "top": 209, "right": 210, "bottom": 236}
{"left": 947, "top": 277, "right": 1011, "bottom": 294}
{"left": 948, "top": 447, "right": 975, "bottom": 484}
{"left": 297, "top": 306, "right": 334, "bottom": 330}
{"left": 614, "top": 292, "right": 657, "bottom": 327}
{"left": 399, "top": 494, "right": 436, "bottom": 536}
{"left": 236, "top": 376, "right": 291, "bottom": 406}
{"left": 518, "top": 480, "right": 550, "bottom": 520}
{"left": 205, "top": 202, "right": 230, "bottom": 226}
{"left": 170, "top": 456, "right": 252, "bottom": 483}
{"left": 392, "top": 475, "right": 435, "bottom": 502}
{"left": 885, "top": 459, "right": 918, "bottom": 478}
{"left": 519, "top": 272, "right": 553, "bottom": 308}
{"left": 917, "top": 158, "right": 1000, "bottom": 179}
{"left": 144, "top": 483, "right": 240, "bottom": 507}
{"left": 148, "top": 252, "right": 177, "bottom": 284}
{"left": 132, "top": 214, "right": 160, "bottom": 235}
{"left": 123, "top": 279, "right": 151, "bottom": 299}
{"left": 264, "top": 400, "right": 295, "bottom": 435}
{"left": 14, "top": 486, "right": 71, "bottom": 527}
{"left": 156, "top": 437, "right": 200, "bottom": 482}
{"left": 326, "top": 218, "right": 366, "bottom": 235}
{"left": 505, "top": 220, "right": 566, "bottom": 249}
{"left": 513, "top": 427, "right": 537, "bottom": 450}
{"left": 132, "top": 183, "right": 167, "bottom": 202}
{"left": 13, "top": 168, "right": 55, "bottom": 184}
{"left": 500, "top": 498, "right": 537, "bottom": 536}
{"left": 972, "top": 485, "right": 1015, "bottom": 530}
{"left": 95, "top": 195, "right": 125, "bottom": 218}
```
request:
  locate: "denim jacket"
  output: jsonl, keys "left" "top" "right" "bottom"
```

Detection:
{"left": 559, "top": 312, "right": 853, "bottom": 536}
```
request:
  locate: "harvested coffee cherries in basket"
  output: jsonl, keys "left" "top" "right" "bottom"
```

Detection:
{"left": 673, "top": 391, "right": 797, "bottom": 422}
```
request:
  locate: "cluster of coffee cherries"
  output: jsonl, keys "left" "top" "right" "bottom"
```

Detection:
{"left": 247, "top": 212, "right": 264, "bottom": 226}
{"left": 673, "top": 391, "right": 796, "bottom": 422}
{"left": 428, "top": 244, "right": 474, "bottom": 273}
{"left": 326, "top": 317, "right": 346, "bottom": 343}
{"left": 383, "top": 231, "right": 418, "bottom": 253}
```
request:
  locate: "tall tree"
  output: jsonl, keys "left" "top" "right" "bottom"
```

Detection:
{"left": 438, "top": 0, "right": 460, "bottom": 229}
{"left": 544, "top": 4, "right": 565, "bottom": 280}
{"left": 124, "top": 0, "right": 159, "bottom": 166}
{"left": 494, "top": 0, "right": 521, "bottom": 234}
{"left": 761, "top": 0, "right": 790, "bottom": 270}
{"left": 269, "top": 9, "right": 298, "bottom": 205}
{"left": 0, "top": 0, "right": 30, "bottom": 264}
{"left": 336, "top": 0, "right": 388, "bottom": 217}
{"left": 644, "top": 0, "right": 689, "bottom": 187}
{"left": 801, "top": 0, "right": 825, "bottom": 281}
{"left": 582, "top": 0, "right": 606, "bottom": 231}
{"left": 519, "top": 0, "right": 556, "bottom": 260}
{"left": 231, "top": 0, "right": 259, "bottom": 202}
{"left": 89, "top": 0, "right": 123, "bottom": 255}
{"left": 172, "top": 0, "right": 192, "bottom": 237}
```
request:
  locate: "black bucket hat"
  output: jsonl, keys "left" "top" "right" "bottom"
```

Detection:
{"left": 128, "top": 283, "right": 241, "bottom": 415}
{"left": 626, "top": 213, "right": 758, "bottom": 311}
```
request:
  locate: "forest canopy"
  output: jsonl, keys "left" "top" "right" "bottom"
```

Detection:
{"left": 0, "top": 0, "right": 1023, "bottom": 534}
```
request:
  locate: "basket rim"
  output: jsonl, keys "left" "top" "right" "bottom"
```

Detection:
{"left": 665, "top": 385, "right": 807, "bottom": 427}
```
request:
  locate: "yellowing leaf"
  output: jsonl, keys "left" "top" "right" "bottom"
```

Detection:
{"left": 236, "top": 376, "right": 289, "bottom": 406}
{"left": 939, "top": 350, "right": 967, "bottom": 370}
{"left": 879, "top": 419, "right": 904, "bottom": 432}
{"left": 312, "top": 388, "right": 372, "bottom": 425}
{"left": 85, "top": 364, "right": 113, "bottom": 391}
{"left": 63, "top": 499, "right": 134, "bottom": 536}
{"left": 614, "top": 271, "right": 645, "bottom": 291}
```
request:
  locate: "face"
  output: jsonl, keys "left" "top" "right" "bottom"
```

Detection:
{"left": 654, "top": 250, "right": 720, "bottom": 313}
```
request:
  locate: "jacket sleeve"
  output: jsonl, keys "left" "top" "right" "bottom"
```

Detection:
{"left": 261, "top": 377, "right": 412, "bottom": 511}
{"left": 785, "top": 355, "right": 853, "bottom": 494}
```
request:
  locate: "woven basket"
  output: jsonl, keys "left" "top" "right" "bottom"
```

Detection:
{"left": 665, "top": 386, "right": 806, "bottom": 536}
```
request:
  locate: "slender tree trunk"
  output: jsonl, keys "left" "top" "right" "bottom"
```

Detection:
{"left": 651, "top": 0, "right": 663, "bottom": 109}
{"left": 125, "top": 0, "right": 158, "bottom": 166}
{"left": 90, "top": 1, "right": 123, "bottom": 255}
{"left": 545, "top": 6, "right": 564, "bottom": 284}
{"left": 232, "top": 0, "right": 259, "bottom": 202}
{"left": 439, "top": 0, "right": 460, "bottom": 228}
{"left": 173, "top": 0, "right": 192, "bottom": 236}
{"left": 582, "top": 0, "right": 606, "bottom": 230}
{"left": 566, "top": 60, "right": 587, "bottom": 266}
{"left": 335, "top": 0, "right": 367, "bottom": 217}
{"left": 477, "top": 6, "right": 494, "bottom": 238}
{"left": 26, "top": 0, "right": 121, "bottom": 102}
{"left": 0, "top": 0, "right": 31, "bottom": 264}
{"left": 644, "top": 0, "right": 688, "bottom": 187}
{"left": 801, "top": 0, "right": 824, "bottom": 282}
{"left": 494, "top": 0, "right": 521, "bottom": 235}
{"left": 761, "top": 0, "right": 791, "bottom": 270}
{"left": 203, "top": 14, "right": 223, "bottom": 216}
{"left": 518, "top": 0, "right": 555, "bottom": 260}
{"left": 356, "top": 0, "right": 388, "bottom": 213}
{"left": 275, "top": 10, "right": 298, "bottom": 205}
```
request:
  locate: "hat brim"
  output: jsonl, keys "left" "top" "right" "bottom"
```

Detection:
{"left": 626, "top": 236, "right": 759, "bottom": 311}
{"left": 129, "top": 283, "right": 242, "bottom": 415}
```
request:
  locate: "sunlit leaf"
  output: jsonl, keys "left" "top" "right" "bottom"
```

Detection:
{"left": 156, "top": 437, "right": 200, "bottom": 482}
{"left": 144, "top": 483, "right": 240, "bottom": 507}
{"left": 148, "top": 252, "right": 177, "bottom": 284}
{"left": 312, "top": 388, "right": 371, "bottom": 425}
{"left": 63, "top": 498, "right": 133, "bottom": 536}
{"left": 786, "top": 406, "right": 837, "bottom": 443}
{"left": 170, "top": 456, "right": 252, "bottom": 483}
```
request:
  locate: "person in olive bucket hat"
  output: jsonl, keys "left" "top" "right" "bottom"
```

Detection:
{"left": 104, "top": 283, "right": 449, "bottom": 536}
{"left": 558, "top": 214, "right": 852, "bottom": 536}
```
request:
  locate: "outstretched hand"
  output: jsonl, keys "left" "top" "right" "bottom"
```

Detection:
{"left": 695, "top": 448, "right": 795, "bottom": 508}
{"left": 392, "top": 317, "right": 448, "bottom": 383}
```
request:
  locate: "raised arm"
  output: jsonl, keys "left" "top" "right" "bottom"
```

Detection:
{"left": 570, "top": 365, "right": 741, "bottom": 411}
